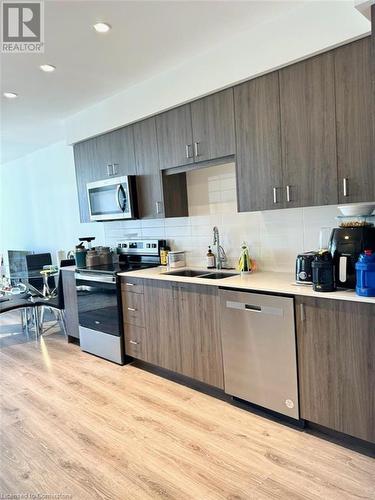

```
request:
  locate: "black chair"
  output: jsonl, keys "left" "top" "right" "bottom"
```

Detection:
{"left": 0, "top": 297, "right": 39, "bottom": 339}
{"left": 26, "top": 253, "right": 55, "bottom": 293}
{"left": 33, "top": 260, "right": 73, "bottom": 337}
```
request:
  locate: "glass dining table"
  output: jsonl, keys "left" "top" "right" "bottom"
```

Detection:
{"left": 3, "top": 267, "right": 59, "bottom": 299}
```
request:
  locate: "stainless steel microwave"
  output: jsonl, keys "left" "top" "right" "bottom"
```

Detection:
{"left": 87, "top": 176, "right": 137, "bottom": 221}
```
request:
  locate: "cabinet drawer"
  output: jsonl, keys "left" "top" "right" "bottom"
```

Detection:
{"left": 124, "top": 324, "right": 147, "bottom": 360}
{"left": 122, "top": 292, "right": 145, "bottom": 327}
{"left": 121, "top": 277, "right": 144, "bottom": 294}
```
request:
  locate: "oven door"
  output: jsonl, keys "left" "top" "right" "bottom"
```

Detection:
{"left": 76, "top": 277, "right": 124, "bottom": 364}
{"left": 87, "top": 176, "right": 134, "bottom": 221}
{"left": 76, "top": 278, "right": 119, "bottom": 335}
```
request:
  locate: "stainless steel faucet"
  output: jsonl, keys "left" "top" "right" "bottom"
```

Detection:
{"left": 213, "top": 226, "right": 227, "bottom": 270}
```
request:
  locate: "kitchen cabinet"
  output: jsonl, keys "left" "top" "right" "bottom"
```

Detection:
{"left": 61, "top": 269, "right": 79, "bottom": 340}
{"left": 156, "top": 104, "right": 194, "bottom": 170}
{"left": 121, "top": 278, "right": 224, "bottom": 388}
{"left": 234, "top": 73, "right": 283, "bottom": 211}
{"left": 96, "top": 127, "right": 136, "bottom": 177}
{"left": 142, "top": 279, "right": 181, "bottom": 372}
{"left": 279, "top": 52, "right": 338, "bottom": 208}
{"left": 134, "top": 117, "right": 188, "bottom": 219}
{"left": 73, "top": 138, "right": 98, "bottom": 223}
{"left": 176, "top": 283, "right": 223, "bottom": 388}
{"left": 156, "top": 91, "right": 235, "bottom": 170}
{"left": 190, "top": 89, "right": 235, "bottom": 163}
{"left": 334, "top": 37, "right": 374, "bottom": 203}
{"left": 133, "top": 117, "right": 164, "bottom": 218}
{"left": 296, "top": 297, "right": 375, "bottom": 443}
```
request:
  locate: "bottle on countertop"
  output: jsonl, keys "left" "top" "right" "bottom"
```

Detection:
{"left": 207, "top": 246, "right": 216, "bottom": 269}
{"left": 160, "top": 245, "right": 170, "bottom": 266}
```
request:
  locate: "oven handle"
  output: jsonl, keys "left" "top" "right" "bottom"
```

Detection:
{"left": 116, "top": 184, "right": 127, "bottom": 212}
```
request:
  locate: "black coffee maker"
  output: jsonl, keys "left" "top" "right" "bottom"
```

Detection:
{"left": 328, "top": 226, "right": 375, "bottom": 289}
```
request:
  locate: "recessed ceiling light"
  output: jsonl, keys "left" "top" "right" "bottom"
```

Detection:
{"left": 93, "top": 22, "right": 111, "bottom": 33}
{"left": 3, "top": 92, "right": 18, "bottom": 99}
{"left": 40, "top": 64, "right": 56, "bottom": 72}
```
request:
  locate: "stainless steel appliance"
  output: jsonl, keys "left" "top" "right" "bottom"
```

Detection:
{"left": 295, "top": 252, "right": 316, "bottom": 284}
{"left": 329, "top": 226, "right": 375, "bottom": 289}
{"left": 219, "top": 289, "right": 299, "bottom": 420}
{"left": 75, "top": 239, "right": 164, "bottom": 364}
{"left": 86, "top": 176, "right": 137, "bottom": 221}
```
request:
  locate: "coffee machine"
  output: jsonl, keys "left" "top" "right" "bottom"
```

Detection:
{"left": 329, "top": 225, "right": 375, "bottom": 289}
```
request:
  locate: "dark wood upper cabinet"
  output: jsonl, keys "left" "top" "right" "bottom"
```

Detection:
{"left": 334, "top": 37, "right": 374, "bottom": 203}
{"left": 73, "top": 138, "right": 98, "bottom": 223}
{"left": 156, "top": 104, "right": 194, "bottom": 170}
{"left": 279, "top": 52, "right": 338, "bottom": 208}
{"left": 133, "top": 117, "right": 164, "bottom": 218}
{"left": 190, "top": 89, "right": 235, "bottom": 163}
{"left": 177, "top": 284, "right": 224, "bottom": 389}
{"left": 296, "top": 297, "right": 375, "bottom": 443}
{"left": 95, "top": 127, "right": 136, "bottom": 177}
{"left": 234, "top": 73, "right": 283, "bottom": 212}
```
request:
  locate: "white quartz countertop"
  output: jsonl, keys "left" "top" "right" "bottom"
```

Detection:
{"left": 118, "top": 266, "right": 375, "bottom": 304}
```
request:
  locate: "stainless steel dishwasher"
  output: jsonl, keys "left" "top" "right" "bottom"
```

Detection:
{"left": 219, "top": 289, "right": 299, "bottom": 419}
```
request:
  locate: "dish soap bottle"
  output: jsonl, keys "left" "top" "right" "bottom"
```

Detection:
{"left": 238, "top": 242, "right": 254, "bottom": 274}
{"left": 207, "top": 246, "right": 216, "bottom": 269}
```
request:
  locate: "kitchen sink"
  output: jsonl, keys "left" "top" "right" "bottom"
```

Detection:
{"left": 164, "top": 269, "right": 238, "bottom": 279}
{"left": 200, "top": 272, "right": 238, "bottom": 279}
{"left": 164, "top": 269, "right": 209, "bottom": 277}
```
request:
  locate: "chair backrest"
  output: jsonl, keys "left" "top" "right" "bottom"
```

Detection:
{"left": 26, "top": 253, "right": 54, "bottom": 292}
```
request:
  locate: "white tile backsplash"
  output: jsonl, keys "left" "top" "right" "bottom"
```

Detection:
{"left": 103, "top": 162, "right": 341, "bottom": 272}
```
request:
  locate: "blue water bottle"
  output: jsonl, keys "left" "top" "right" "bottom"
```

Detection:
{"left": 355, "top": 250, "right": 375, "bottom": 297}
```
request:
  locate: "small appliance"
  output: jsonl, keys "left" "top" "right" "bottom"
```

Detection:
{"left": 75, "top": 239, "right": 165, "bottom": 364}
{"left": 312, "top": 251, "right": 336, "bottom": 292}
{"left": 86, "top": 175, "right": 137, "bottom": 221}
{"left": 295, "top": 252, "right": 316, "bottom": 284}
{"left": 329, "top": 225, "right": 375, "bottom": 289}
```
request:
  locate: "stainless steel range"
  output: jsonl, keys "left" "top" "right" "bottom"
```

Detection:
{"left": 75, "top": 239, "right": 165, "bottom": 364}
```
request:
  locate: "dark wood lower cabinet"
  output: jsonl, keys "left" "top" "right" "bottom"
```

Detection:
{"left": 177, "top": 284, "right": 224, "bottom": 389}
{"left": 296, "top": 297, "right": 375, "bottom": 443}
{"left": 61, "top": 270, "right": 79, "bottom": 339}
{"left": 121, "top": 278, "right": 224, "bottom": 389}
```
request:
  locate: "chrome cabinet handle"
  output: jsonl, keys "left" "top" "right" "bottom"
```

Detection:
{"left": 185, "top": 144, "right": 193, "bottom": 159}
{"left": 107, "top": 164, "right": 113, "bottom": 176}
{"left": 194, "top": 141, "right": 200, "bottom": 157}
{"left": 273, "top": 187, "right": 278, "bottom": 204}
{"left": 155, "top": 201, "right": 162, "bottom": 215}
{"left": 129, "top": 340, "right": 139, "bottom": 345}
{"left": 127, "top": 307, "right": 136, "bottom": 312}
{"left": 126, "top": 283, "right": 135, "bottom": 286}
{"left": 112, "top": 163, "right": 119, "bottom": 175}
{"left": 286, "top": 185, "right": 291, "bottom": 203}
{"left": 343, "top": 177, "right": 348, "bottom": 197}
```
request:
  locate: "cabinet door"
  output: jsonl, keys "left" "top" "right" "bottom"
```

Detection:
{"left": 335, "top": 37, "right": 374, "bottom": 203}
{"left": 296, "top": 297, "right": 375, "bottom": 443}
{"left": 177, "top": 284, "right": 224, "bottom": 389}
{"left": 73, "top": 138, "right": 98, "bottom": 223}
{"left": 191, "top": 89, "right": 235, "bottom": 163}
{"left": 133, "top": 117, "right": 164, "bottom": 219}
{"left": 234, "top": 73, "right": 283, "bottom": 212}
{"left": 143, "top": 280, "right": 181, "bottom": 372}
{"left": 61, "top": 270, "right": 79, "bottom": 339}
{"left": 279, "top": 52, "right": 338, "bottom": 208}
{"left": 156, "top": 104, "right": 194, "bottom": 170}
{"left": 110, "top": 126, "right": 136, "bottom": 176}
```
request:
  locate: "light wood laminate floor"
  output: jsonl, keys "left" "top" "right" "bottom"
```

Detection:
{"left": 0, "top": 333, "right": 374, "bottom": 500}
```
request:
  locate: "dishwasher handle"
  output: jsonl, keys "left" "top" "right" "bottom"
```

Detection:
{"left": 226, "top": 300, "right": 283, "bottom": 316}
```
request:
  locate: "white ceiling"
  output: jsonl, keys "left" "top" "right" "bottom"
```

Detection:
{"left": 0, "top": 0, "right": 370, "bottom": 164}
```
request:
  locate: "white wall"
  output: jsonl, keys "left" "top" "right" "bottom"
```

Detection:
{"left": 103, "top": 163, "right": 341, "bottom": 273}
{"left": 65, "top": 1, "right": 370, "bottom": 144}
{"left": 0, "top": 142, "right": 105, "bottom": 266}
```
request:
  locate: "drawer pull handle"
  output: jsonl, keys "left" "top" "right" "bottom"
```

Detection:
{"left": 126, "top": 283, "right": 135, "bottom": 286}
{"left": 129, "top": 340, "right": 139, "bottom": 345}
{"left": 127, "top": 307, "right": 136, "bottom": 312}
